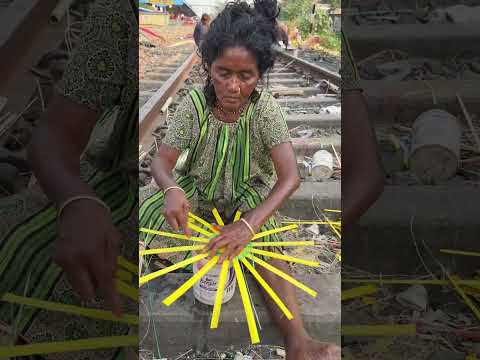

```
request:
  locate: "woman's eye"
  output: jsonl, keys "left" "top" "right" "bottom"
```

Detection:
{"left": 240, "top": 73, "right": 251, "bottom": 81}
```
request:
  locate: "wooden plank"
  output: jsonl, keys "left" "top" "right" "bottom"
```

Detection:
{"left": 287, "top": 113, "right": 340, "bottom": 129}
{"left": 292, "top": 135, "right": 341, "bottom": 157}
{"left": 278, "top": 95, "right": 340, "bottom": 106}
{"left": 345, "top": 23, "right": 480, "bottom": 59}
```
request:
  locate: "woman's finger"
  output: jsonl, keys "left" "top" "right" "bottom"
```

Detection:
{"left": 208, "top": 237, "right": 232, "bottom": 252}
{"left": 64, "top": 263, "right": 96, "bottom": 300}
{"left": 230, "top": 245, "right": 244, "bottom": 260}
{"left": 166, "top": 215, "right": 179, "bottom": 231}
{"left": 218, "top": 245, "right": 232, "bottom": 264}
{"left": 177, "top": 209, "right": 190, "bottom": 238}
{"left": 205, "top": 234, "right": 224, "bottom": 252}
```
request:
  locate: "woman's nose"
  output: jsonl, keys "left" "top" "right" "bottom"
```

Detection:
{"left": 226, "top": 77, "right": 240, "bottom": 93}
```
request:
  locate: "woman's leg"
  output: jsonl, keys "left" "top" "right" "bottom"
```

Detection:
{"left": 256, "top": 260, "right": 340, "bottom": 360}
{"left": 235, "top": 187, "right": 340, "bottom": 359}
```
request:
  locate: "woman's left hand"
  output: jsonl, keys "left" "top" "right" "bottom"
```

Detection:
{"left": 203, "top": 221, "right": 253, "bottom": 263}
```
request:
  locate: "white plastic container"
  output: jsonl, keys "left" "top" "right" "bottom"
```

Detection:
{"left": 311, "top": 150, "right": 334, "bottom": 180}
{"left": 192, "top": 257, "right": 236, "bottom": 305}
{"left": 409, "top": 109, "right": 461, "bottom": 183}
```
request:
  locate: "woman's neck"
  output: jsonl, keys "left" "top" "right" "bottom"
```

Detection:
{"left": 213, "top": 100, "right": 248, "bottom": 123}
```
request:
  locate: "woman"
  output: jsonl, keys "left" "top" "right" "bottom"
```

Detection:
{"left": 0, "top": 1, "right": 138, "bottom": 358}
{"left": 193, "top": 13, "right": 211, "bottom": 48}
{"left": 340, "top": 29, "right": 384, "bottom": 229}
{"left": 139, "top": 0, "right": 340, "bottom": 358}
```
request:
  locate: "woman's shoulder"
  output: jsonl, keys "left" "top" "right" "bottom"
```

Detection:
{"left": 253, "top": 89, "right": 283, "bottom": 119}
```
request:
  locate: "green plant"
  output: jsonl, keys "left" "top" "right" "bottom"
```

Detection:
{"left": 279, "top": 0, "right": 340, "bottom": 52}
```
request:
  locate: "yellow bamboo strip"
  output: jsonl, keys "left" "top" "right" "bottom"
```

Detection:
{"left": 139, "top": 253, "right": 208, "bottom": 286}
{"left": 0, "top": 336, "right": 138, "bottom": 357}
{"left": 115, "top": 269, "right": 133, "bottom": 283}
{"left": 252, "top": 225, "right": 298, "bottom": 240}
{"left": 341, "top": 285, "right": 378, "bottom": 301}
{"left": 140, "top": 228, "right": 209, "bottom": 243}
{"left": 324, "top": 209, "right": 341, "bottom": 213}
{"left": 140, "top": 245, "right": 205, "bottom": 256}
{"left": 212, "top": 208, "right": 225, "bottom": 226}
{"left": 210, "top": 260, "right": 230, "bottom": 329}
{"left": 188, "top": 212, "right": 220, "bottom": 234}
{"left": 163, "top": 257, "right": 219, "bottom": 306}
{"left": 250, "top": 241, "right": 315, "bottom": 247}
{"left": 440, "top": 249, "right": 480, "bottom": 257}
{"left": 241, "top": 259, "right": 293, "bottom": 320}
{"left": 188, "top": 222, "right": 215, "bottom": 238}
{"left": 447, "top": 274, "right": 480, "bottom": 321}
{"left": 233, "top": 258, "right": 259, "bottom": 344}
{"left": 342, "top": 324, "right": 416, "bottom": 337}
{"left": 248, "top": 255, "right": 317, "bottom": 297}
{"left": 461, "top": 285, "right": 480, "bottom": 298}
{"left": 115, "top": 279, "right": 138, "bottom": 302}
{"left": 117, "top": 256, "right": 138, "bottom": 275}
{"left": 323, "top": 214, "right": 341, "bottom": 239}
{"left": 1, "top": 293, "right": 138, "bottom": 325}
{"left": 233, "top": 211, "right": 242, "bottom": 222}
{"left": 249, "top": 248, "right": 320, "bottom": 267}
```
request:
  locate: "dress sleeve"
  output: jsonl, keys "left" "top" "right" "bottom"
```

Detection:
{"left": 257, "top": 93, "right": 291, "bottom": 151}
{"left": 162, "top": 94, "right": 196, "bottom": 152}
{"left": 340, "top": 31, "right": 363, "bottom": 92}
{"left": 56, "top": 0, "right": 132, "bottom": 111}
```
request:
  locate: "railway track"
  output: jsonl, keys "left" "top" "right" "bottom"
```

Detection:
{"left": 343, "top": 1, "right": 480, "bottom": 283}
{"left": 139, "top": 45, "right": 342, "bottom": 219}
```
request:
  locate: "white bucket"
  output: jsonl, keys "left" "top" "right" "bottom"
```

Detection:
{"left": 409, "top": 109, "right": 461, "bottom": 183}
{"left": 311, "top": 150, "right": 334, "bottom": 180}
{"left": 192, "top": 257, "right": 236, "bottom": 305}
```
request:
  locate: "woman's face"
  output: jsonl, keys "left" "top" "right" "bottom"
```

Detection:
{"left": 210, "top": 46, "right": 260, "bottom": 112}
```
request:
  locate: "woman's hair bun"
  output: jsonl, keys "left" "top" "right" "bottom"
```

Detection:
{"left": 254, "top": 0, "right": 280, "bottom": 22}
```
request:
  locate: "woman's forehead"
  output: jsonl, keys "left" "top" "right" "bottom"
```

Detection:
{"left": 212, "top": 47, "right": 259, "bottom": 71}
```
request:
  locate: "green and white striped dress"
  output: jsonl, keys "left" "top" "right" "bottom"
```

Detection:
{"left": 140, "top": 88, "right": 292, "bottom": 262}
{"left": 0, "top": 1, "right": 138, "bottom": 359}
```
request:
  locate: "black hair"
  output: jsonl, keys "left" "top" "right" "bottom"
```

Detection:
{"left": 201, "top": 13, "right": 210, "bottom": 22}
{"left": 200, "top": 0, "right": 280, "bottom": 106}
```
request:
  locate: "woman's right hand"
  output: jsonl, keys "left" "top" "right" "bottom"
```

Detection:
{"left": 162, "top": 189, "right": 191, "bottom": 237}
{"left": 53, "top": 199, "right": 122, "bottom": 316}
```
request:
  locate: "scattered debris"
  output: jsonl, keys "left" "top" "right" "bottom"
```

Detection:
{"left": 396, "top": 285, "right": 429, "bottom": 311}
{"left": 168, "top": 345, "right": 289, "bottom": 359}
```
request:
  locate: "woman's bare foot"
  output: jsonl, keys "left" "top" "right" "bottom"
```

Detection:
{"left": 286, "top": 335, "right": 340, "bottom": 360}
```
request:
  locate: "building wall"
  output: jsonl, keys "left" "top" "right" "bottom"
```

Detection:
{"left": 140, "top": 13, "right": 170, "bottom": 26}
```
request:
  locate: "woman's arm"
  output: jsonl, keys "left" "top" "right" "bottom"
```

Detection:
{"left": 28, "top": 94, "right": 99, "bottom": 204}
{"left": 150, "top": 144, "right": 192, "bottom": 236}
{"left": 342, "top": 90, "right": 384, "bottom": 228}
{"left": 28, "top": 93, "right": 123, "bottom": 315}
{"left": 26, "top": 0, "right": 132, "bottom": 314}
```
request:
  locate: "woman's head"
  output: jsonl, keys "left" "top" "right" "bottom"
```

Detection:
{"left": 201, "top": 13, "right": 210, "bottom": 25}
{"left": 200, "top": 0, "right": 280, "bottom": 111}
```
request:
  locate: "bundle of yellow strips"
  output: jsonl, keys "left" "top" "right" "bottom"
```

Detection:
{"left": 139, "top": 208, "right": 323, "bottom": 344}
{"left": 0, "top": 256, "right": 138, "bottom": 358}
